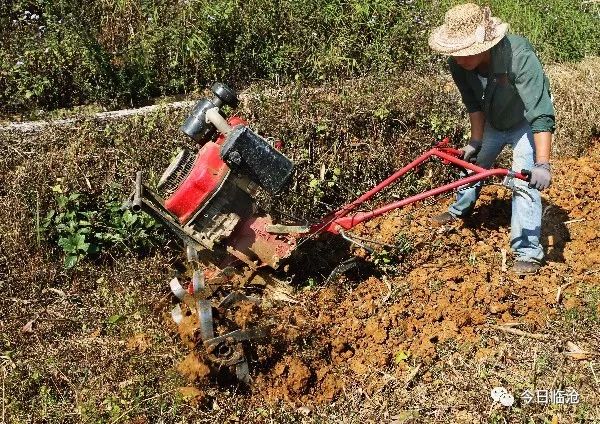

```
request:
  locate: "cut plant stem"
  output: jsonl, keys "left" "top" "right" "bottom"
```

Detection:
{"left": 556, "top": 280, "right": 576, "bottom": 304}
{"left": 35, "top": 190, "right": 40, "bottom": 248}
{"left": 489, "top": 324, "right": 550, "bottom": 341}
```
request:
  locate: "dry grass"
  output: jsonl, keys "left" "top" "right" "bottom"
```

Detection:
{"left": 547, "top": 57, "right": 600, "bottom": 157}
{"left": 1, "top": 67, "right": 599, "bottom": 423}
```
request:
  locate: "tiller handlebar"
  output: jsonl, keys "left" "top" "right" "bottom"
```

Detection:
{"left": 310, "top": 137, "right": 531, "bottom": 235}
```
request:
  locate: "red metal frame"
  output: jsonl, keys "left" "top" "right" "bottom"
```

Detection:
{"left": 310, "top": 139, "right": 529, "bottom": 235}
{"left": 165, "top": 117, "right": 248, "bottom": 224}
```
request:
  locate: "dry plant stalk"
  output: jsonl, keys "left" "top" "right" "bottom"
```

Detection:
{"left": 489, "top": 324, "right": 550, "bottom": 340}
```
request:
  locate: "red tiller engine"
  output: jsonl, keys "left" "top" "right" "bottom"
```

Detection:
{"left": 127, "top": 83, "right": 300, "bottom": 270}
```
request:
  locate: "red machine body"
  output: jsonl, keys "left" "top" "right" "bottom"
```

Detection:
{"left": 148, "top": 115, "right": 299, "bottom": 270}
{"left": 165, "top": 141, "right": 229, "bottom": 223}
{"left": 164, "top": 117, "right": 246, "bottom": 224}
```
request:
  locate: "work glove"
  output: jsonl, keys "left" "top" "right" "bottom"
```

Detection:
{"left": 460, "top": 139, "right": 482, "bottom": 163}
{"left": 528, "top": 162, "right": 551, "bottom": 190}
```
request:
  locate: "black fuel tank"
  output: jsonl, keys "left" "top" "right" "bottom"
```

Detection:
{"left": 220, "top": 125, "right": 294, "bottom": 193}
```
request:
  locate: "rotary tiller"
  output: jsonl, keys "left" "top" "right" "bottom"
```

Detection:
{"left": 124, "top": 83, "right": 531, "bottom": 382}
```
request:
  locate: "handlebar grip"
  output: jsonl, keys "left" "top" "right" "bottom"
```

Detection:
{"left": 520, "top": 169, "right": 532, "bottom": 182}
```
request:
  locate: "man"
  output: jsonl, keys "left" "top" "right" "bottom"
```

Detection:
{"left": 428, "top": 3, "right": 555, "bottom": 275}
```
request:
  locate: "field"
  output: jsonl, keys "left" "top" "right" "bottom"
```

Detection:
{"left": 1, "top": 1, "right": 600, "bottom": 423}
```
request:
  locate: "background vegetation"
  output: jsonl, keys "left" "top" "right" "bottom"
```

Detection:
{"left": 0, "top": 0, "right": 598, "bottom": 117}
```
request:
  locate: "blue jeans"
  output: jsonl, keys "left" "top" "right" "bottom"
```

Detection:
{"left": 448, "top": 120, "right": 544, "bottom": 263}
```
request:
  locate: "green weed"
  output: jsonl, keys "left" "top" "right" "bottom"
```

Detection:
{"left": 372, "top": 249, "right": 399, "bottom": 274}
{"left": 563, "top": 287, "right": 600, "bottom": 324}
{"left": 41, "top": 180, "right": 163, "bottom": 268}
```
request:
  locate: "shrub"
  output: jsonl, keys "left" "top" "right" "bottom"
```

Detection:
{"left": 1, "top": 0, "right": 597, "bottom": 116}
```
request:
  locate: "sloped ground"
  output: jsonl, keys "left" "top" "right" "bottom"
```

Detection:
{"left": 161, "top": 140, "right": 598, "bottom": 422}
{"left": 1, "top": 64, "right": 599, "bottom": 422}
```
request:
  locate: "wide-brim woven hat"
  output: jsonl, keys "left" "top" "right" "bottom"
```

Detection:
{"left": 428, "top": 3, "right": 509, "bottom": 56}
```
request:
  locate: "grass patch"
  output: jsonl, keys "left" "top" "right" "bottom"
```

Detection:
{"left": 563, "top": 286, "right": 600, "bottom": 325}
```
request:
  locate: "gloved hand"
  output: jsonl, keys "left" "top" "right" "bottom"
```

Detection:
{"left": 529, "top": 162, "right": 551, "bottom": 190}
{"left": 460, "top": 139, "right": 482, "bottom": 162}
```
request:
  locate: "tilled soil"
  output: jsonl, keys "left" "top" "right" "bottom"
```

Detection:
{"left": 173, "top": 141, "right": 599, "bottom": 407}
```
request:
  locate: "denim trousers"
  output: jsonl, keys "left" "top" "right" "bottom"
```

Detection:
{"left": 448, "top": 120, "right": 544, "bottom": 263}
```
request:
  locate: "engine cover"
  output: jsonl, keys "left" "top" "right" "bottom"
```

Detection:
{"left": 147, "top": 114, "right": 296, "bottom": 270}
{"left": 220, "top": 125, "right": 294, "bottom": 193}
{"left": 162, "top": 142, "right": 229, "bottom": 224}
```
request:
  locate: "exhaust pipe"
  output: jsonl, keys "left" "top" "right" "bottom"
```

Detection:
{"left": 132, "top": 171, "right": 143, "bottom": 212}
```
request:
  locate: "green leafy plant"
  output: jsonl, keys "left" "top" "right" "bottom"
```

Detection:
{"left": 428, "top": 114, "right": 456, "bottom": 140}
{"left": 303, "top": 277, "right": 318, "bottom": 290}
{"left": 307, "top": 166, "right": 342, "bottom": 207}
{"left": 372, "top": 248, "right": 397, "bottom": 274}
{"left": 42, "top": 180, "right": 163, "bottom": 269}
{"left": 369, "top": 233, "right": 413, "bottom": 274}
{"left": 5, "top": 0, "right": 595, "bottom": 117}
{"left": 395, "top": 233, "right": 413, "bottom": 255}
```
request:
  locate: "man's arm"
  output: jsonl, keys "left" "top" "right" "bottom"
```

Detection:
{"left": 458, "top": 111, "right": 486, "bottom": 161}
{"left": 469, "top": 111, "right": 485, "bottom": 141}
{"left": 527, "top": 130, "right": 552, "bottom": 190}
{"left": 512, "top": 47, "right": 555, "bottom": 137}
{"left": 533, "top": 131, "right": 551, "bottom": 164}
{"left": 511, "top": 45, "right": 554, "bottom": 189}
{"left": 448, "top": 58, "right": 486, "bottom": 160}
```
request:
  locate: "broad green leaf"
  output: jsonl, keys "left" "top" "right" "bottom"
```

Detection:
{"left": 64, "top": 255, "right": 78, "bottom": 269}
{"left": 58, "top": 236, "right": 76, "bottom": 252}
{"left": 74, "top": 234, "right": 90, "bottom": 252}
{"left": 107, "top": 314, "right": 124, "bottom": 325}
{"left": 57, "top": 195, "right": 68, "bottom": 208}
{"left": 123, "top": 210, "right": 138, "bottom": 226}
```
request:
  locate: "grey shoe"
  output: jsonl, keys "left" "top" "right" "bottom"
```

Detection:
{"left": 512, "top": 260, "right": 540, "bottom": 275}
{"left": 431, "top": 212, "right": 458, "bottom": 226}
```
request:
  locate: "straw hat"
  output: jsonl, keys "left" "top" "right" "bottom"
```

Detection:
{"left": 428, "top": 3, "right": 509, "bottom": 56}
